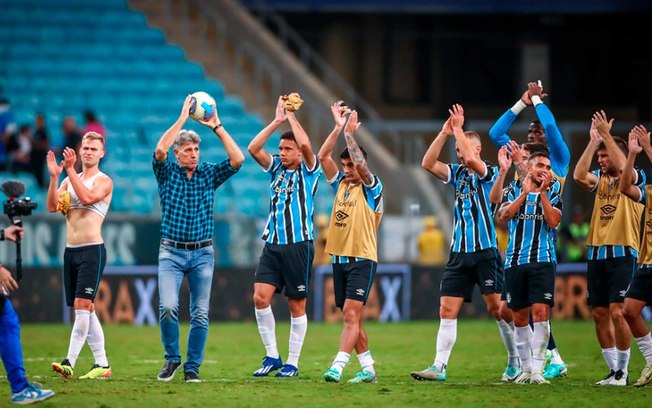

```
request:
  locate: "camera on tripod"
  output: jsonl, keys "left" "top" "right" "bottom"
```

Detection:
{"left": 1, "top": 180, "right": 36, "bottom": 282}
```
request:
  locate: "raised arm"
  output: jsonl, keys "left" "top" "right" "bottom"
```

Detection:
{"left": 620, "top": 131, "right": 643, "bottom": 202}
{"left": 248, "top": 96, "right": 286, "bottom": 169}
{"left": 530, "top": 82, "right": 570, "bottom": 177}
{"left": 198, "top": 105, "right": 244, "bottom": 169}
{"left": 450, "top": 104, "right": 486, "bottom": 176}
{"left": 422, "top": 116, "right": 453, "bottom": 181}
{"left": 633, "top": 124, "right": 652, "bottom": 163}
{"left": 155, "top": 95, "right": 192, "bottom": 162}
{"left": 593, "top": 110, "right": 625, "bottom": 171}
{"left": 488, "top": 88, "right": 531, "bottom": 148}
{"left": 318, "top": 101, "right": 347, "bottom": 180}
{"left": 342, "top": 110, "right": 373, "bottom": 185}
{"left": 285, "top": 93, "right": 315, "bottom": 170}
{"left": 507, "top": 140, "right": 528, "bottom": 180}
{"left": 46, "top": 150, "right": 65, "bottom": 212}
{"left": 573, "top": 120, "right": 602, "bottom": 190}
{"left": 490, "top": 145, "right": 512, "bottom": 205}
{"left": 62, "top": 147, "right": 112, "bottom": 205}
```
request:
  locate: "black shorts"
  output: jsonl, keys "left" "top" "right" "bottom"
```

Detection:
{"left": 505, "top": 262, "right": 556, "bottom": 310}
{"left": 587, "top": 256, "right": 636, "bottom": 307}
{"left": 254, "top": 241, "right": 314, "bottom": 298}
{"left": 441, "top": 248, "right": 502, "bottom": 302}
{"left": 333, "top": 259, "right": 377, "bottom": 309}
{"left": 625, "top": 265, "right": 652, "bottom": 305}
{"left": 63, "top": 244, "right": 107, "bottom": 307}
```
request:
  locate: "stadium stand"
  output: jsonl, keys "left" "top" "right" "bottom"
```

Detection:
{"left": 0, "top": 0, "right": 320, "bottom": 217}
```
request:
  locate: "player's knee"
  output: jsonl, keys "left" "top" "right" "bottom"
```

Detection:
{"left": 253, "top": 292, "right": 271, "bottom": 309}
{"left": 73, "top": 298, "right": 93, "bottom": 310}
{"left": 622, "top": 306, "right": 637, "bottom": 324}
{"left": 591, "top": 307, "right": 609, "bottom": 322}
{"left": 499, "top": 303, "right": 512, "bottom": 321}
{"left": 342, "top": 309, "right": 360, "bottom": 327}
{"left": 486, "top": 302, "right": 500, "bottom": 318}
{"left": 609, "top": 305, "right": 625, "bottom": 321}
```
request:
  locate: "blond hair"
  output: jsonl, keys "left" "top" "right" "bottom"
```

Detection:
{"left": 82, "top": 131, "right": 105, "bottom": 148}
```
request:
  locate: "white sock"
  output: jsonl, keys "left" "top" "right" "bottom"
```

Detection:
{"left": 286, "top": 314, "right": 307, "bottom": 367}
{"left": 331, "top": 351, "right": 350, "bottom": 374}
{"left": 497, "top": 319, "right": 520, "bottom": 367}
{"left": 601, "top": 347, "right": 618, "bottom": 371}
{"left": 66, "top": 309, "right": 91, "bottom": 368}
{"left": 255, "top": 306, "right": 279, "bottom": 359}
{"left": 616, "top": 348, "right": 630, "bottom": 373}
{"left": 550, "top": 348, "right": 564, "bottom": 365}
{"left": 515, "top": 325, "right": 533, "bottom": 373}
{"left": 86, "top": 311, "right": 109, "bottom": 367}
{"left": 635, "top": 333, "right": 652, "bottom": 366}
{"left": 357, "top": 350, "right": 375, "bottom": 374}
{"left": 531, "top": 321, "right": 550, "bottom": 374}
{"left": 433, "top": 319, "right": 457, "bottom": 371}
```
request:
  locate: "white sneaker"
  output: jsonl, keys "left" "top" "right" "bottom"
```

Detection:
{"left": 595, "top": 369, "right": 616, "bottom": 385}
{"left": 608, "top": 369, "right": 628, "bottom": 386}
{"left": 530, "top": 372, "right": 550, "bottom": 384}
{"left": 513, "top": 370, "right": 531, "bottom": 384}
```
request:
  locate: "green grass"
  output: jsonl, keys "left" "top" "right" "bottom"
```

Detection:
{"left": 6, "top": 320, "right": 651, "bottom": 407}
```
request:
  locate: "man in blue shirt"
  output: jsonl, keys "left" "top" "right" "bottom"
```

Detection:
{"left": 498, "top": 151, "right": 563, "bottom": 384}
{"left": 248, "top": 95, "right": 321, "bottom": 378}
{"left": 153, "top": 95, "right": 244, "bottom": 383}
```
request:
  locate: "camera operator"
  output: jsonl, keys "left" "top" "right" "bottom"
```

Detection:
{"left": 0, "top": 225, "right": 55, "bottom": 404}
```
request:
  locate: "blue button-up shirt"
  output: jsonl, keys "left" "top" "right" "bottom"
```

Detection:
{"left": 153, "top": 155, "right": 238, "bottom": 242}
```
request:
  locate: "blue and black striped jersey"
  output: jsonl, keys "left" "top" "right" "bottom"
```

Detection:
{"left": 502, "top": 179, "right": 563, "bottom": 268}
{"left": 262, "top": 155, "right": 321, "bottom": 245}
{"left": 445, "top": 162, "right": 498, "bottom": 253}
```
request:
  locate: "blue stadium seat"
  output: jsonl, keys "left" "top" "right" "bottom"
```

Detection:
{"left": 1, "top": 3, "right": 269, "bottom": 216}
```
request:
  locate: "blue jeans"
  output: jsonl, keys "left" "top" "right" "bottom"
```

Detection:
{"left": 0, "top": 297, "right": 28, "bottom": 393}
{"left": 158, "top": 244, "right": 214, "bottom": 374}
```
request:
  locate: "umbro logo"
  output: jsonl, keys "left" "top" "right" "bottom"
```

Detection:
{"left": 543, "top": 292, "right": 552, "bottom": 300}
{"left": 506, "top": 293, "right": 512, "bottom": 304}
{"left": 297, "top": 285, "right": 306, "bottom": 292}
{"left": 335, "top": 210, "right": 349, "bottom": 221}
{"left": 356, "top": 288, "right": 365, "bottom": 296}
{"left": 84, "top": 287, "right": 94, "bottom": 295}
{"left": 619, "top": 289, "right": 628, "bottom": 297}
{"left": 484, "top": 279, "right": 494, "bottom": 286}
{"left": 601, "top": 204, "right": 617, "bottom": 215}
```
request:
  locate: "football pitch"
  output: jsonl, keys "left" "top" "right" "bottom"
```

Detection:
{"left": 10, "top": 320, "right": 652, "bottom": 407}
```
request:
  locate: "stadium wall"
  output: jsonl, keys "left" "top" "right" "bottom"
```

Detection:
{"left": 11, "top": 264, "right": 601, "bottom": 324}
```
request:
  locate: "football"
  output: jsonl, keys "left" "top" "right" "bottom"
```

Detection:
{"left": 189, "top": 91, "right": 217, "bottom": 121}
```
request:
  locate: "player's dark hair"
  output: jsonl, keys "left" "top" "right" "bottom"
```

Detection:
{"left": 598, "top": 136, "right": 628, "bottom": 156}
{"left": 340, "top": 145, "right": 368, "bottom": 160}
{"left": 523, "top": 142, "right": 548, "bottom": 155}
{"left": 280, "top": 131, "right": 297, "bottom": 143}
{"left": 527, "top": 150, "right": 550, "bottom": 164}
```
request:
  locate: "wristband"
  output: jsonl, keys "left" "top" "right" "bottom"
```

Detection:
{"left": 0, "top": 229, "right": 4, "bottom": 241}
{"left": 531, "top": 95, "right": 543, "bottom": 106}
{"left": 510, "top": 100, "right": 527, "bottom": 115}
{"left": 212, "top": 124, "right": 223, "bottom": 132}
